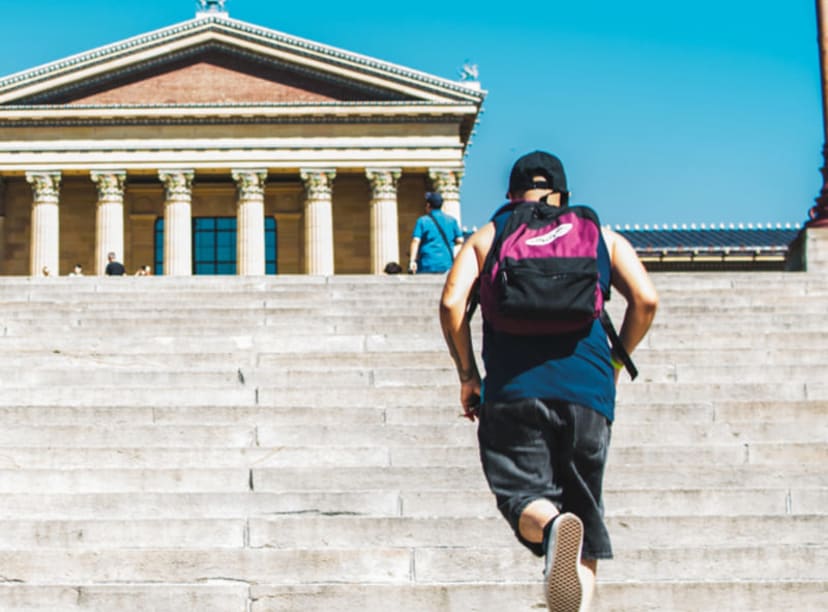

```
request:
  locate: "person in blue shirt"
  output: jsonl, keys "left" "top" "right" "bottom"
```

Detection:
{"left": 408, "top": 192, "right": 463, "bottom": 274}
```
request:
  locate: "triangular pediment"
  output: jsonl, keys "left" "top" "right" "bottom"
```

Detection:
{"left": 13, "top": 44, "right": 408, "bottom": 106}
{"left": 0, "top": 16, "right": 484, "bottom": 107}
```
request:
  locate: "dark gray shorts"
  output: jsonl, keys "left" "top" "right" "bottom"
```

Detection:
{"left": 477, "top": 397, "right": 613, "bottom": 560}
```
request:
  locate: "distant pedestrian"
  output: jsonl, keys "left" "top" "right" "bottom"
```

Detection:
{"left": 105, "top": 252, "right": 125, "bottom": 276}
{"left": 408, "top": 192, "right": 463, "bottom": 274}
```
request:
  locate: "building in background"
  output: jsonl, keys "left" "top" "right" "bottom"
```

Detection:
{"left": 0, "top": 4, "right": 484, "bottom": 276}
{"left": 615, "top": 223, "right": 801, "bottom": 272}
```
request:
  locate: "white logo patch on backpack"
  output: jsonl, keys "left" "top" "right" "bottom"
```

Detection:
{"left": 525, "top": 223, "right": 573, "bottom": 246}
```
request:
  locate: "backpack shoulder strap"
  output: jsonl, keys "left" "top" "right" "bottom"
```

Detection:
{"left": 599, "top": 310, "right": 638, "bottom": 380}
{"left": 481, "top": 202, "right": 523, "bottom": 275}
{"left": 427, "top": 212, "right": 455, "bottom": 261}
{"left": 467, "top": 202, "right": 519, "bottom": 322}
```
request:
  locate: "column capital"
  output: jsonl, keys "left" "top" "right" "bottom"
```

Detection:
{"left": 26, "top": 171, "right": 62, "bottom": 204}
{"left": 366, "top": 168, "right": 402, "bottom": 199}
{"left": 428, "top": 168, "right": 463, "bottom": 225}
{"left": 91, "top": 171, "right": 127, "bottom": 204}
{"left": 232, "top": 169, "right": 268, "bottom": 199}
{"left": 158, "top": 170, "right": 194, "bottom": 203}
{"left": 428, "top": 168, "right": 463, "bottom": 195}
{"left": 300, "top": 169, "right": 336, "bottom": 200}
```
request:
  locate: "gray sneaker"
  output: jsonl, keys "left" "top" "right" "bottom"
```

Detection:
{"left": 543, "top": 513, "right": 584, "bottom": 612}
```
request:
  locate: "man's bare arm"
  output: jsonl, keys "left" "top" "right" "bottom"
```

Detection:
{"left": 408, "top": 237, "right": 421, "bottom": 273}
{"left": 439, "top": 225, "right": 493, "bottom": 416}
{"left": 603, "top": 228, "right": 659, "bottom": 356}
{"left": 440, "top": 240, "right": 480, "bottom": 383}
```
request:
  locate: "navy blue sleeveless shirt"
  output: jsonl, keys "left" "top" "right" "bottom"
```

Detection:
{"left": 481, "top": 212, "right": 616, "bottom": 422}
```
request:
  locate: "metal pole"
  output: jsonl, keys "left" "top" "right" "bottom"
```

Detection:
{"left": 810, "top": 0, "right": 828, "bottom": 226}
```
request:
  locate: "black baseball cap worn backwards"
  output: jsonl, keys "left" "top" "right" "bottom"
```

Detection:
{"left": 508, "top": 150, "right": 568, "bottom": 195}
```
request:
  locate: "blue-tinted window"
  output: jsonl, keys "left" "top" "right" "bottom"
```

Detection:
{"left": 265, "top": 217, "right": 278, "bottom": 274}
{"left": 154, "top": 216, "right": 278, "bottom": 275}
{"left": 154, "top": 219, "right": 164, "bottom": 275}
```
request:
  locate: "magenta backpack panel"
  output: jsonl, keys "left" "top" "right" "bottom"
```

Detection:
{"left": 480, "top": 204, "right": 604, "bottom": 335}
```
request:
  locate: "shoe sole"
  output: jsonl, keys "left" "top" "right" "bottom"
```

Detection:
{"left": 545, "top": 513, "right": 584, "bottom": 612}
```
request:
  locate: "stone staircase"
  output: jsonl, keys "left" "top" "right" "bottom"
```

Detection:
{"left": 0, "top": 272, "right": 824, "bottom": 611}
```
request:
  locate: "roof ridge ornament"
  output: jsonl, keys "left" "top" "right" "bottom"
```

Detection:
{"left": 196, "top": 0, "right": 228, "bottom": 19}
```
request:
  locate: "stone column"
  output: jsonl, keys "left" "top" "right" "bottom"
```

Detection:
{"left": 300, "top": 169, "right": 336, "bottom": 275}
{"left": 429, "top": 168, "right": 463, "bottom": 225}
{"left": 159, "top": 170, "right": 194, "bottom": 276}
{"left": 366, "top": 168, "right": 402, "bottom": 274}
{"left": 232, "top": 169, "right": 267, "bottom": 276}
{"left": 91, "top": 171, "right": 127, "bottom": 275}
{"left": 26, "top": 171, "right": 61, "bottom": 276}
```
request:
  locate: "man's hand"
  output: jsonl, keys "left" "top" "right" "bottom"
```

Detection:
{"left": 408, "top": 261, "right": 418, "bottom": 274}
{"left": 460, "top": 378, "right": 482, "bottom": 421}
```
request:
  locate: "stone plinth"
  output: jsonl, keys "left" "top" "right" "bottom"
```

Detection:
{"left": 787, "top": 226, "right": 828, "bottom": 272}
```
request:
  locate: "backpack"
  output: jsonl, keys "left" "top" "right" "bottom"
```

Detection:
{"left": 472, "top": 200, "right": 638, "bottom": 379}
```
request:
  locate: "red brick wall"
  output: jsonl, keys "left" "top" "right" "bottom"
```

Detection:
{"left": 69, "top": 61, "right": 342, "bottom": 105}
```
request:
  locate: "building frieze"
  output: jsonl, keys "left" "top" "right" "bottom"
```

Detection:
{"left": 0, "top": 102, "right": 475, "bottom": 132}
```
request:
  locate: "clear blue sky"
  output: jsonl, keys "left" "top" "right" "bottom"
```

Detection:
{"left": 0, "top": 0, "right": 822, "bottom": 229}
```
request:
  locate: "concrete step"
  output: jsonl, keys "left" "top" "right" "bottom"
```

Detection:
{"left": 0, "top": 447, "right": 393, "bottom": 470}
{"left": 0, "top": 350, "right": 447, "bottom": 370}
{"left": 0, "top": 425, "right": 260, "bottom": 448}
{"left": 254, "top": 383, "right": 828, "bottom": 407}
{"left": 0, "top": 584, "right": 249, "bottom": 612}
{"left": 0, "top": 405, "right": 385, "bottom": 427}
{"left": 247, "top": 581, "right": 828, "bottom": 612}
{"left": 0, "top": 549, "right": 413, "bottom": 584}
{"left": 0, "top": 487, "right": 821, "bottom": 520}
{"left": 0, "top": 440, "right": 823, "bottom": 471}
{"left": 0, "top": 400, "right": 821, "bottom": 427}
{"left": 591, "top": 581, "right": 828, "bottom": 612}
{"left": 415, "top": 543, "right": 828, "bottom": 582}
{"left": 0, "top": 469, "right": 251, "bottom": 494}
{"left": 0, "top": 514, "right": 822, "bottom": 552}
{"left": 0, "top": 574, "right": 823, "bottom": 611}
{"left": 3, "top": 463, "right": 818, "bottom": 496}
{"left": 245, "top": 514, "right": 827, "bottom": 550}
{"left": 3, "top": 330, "right": 826, "bottom": 357}
{"left": 0, "top": 421, "right": 821, "bottom": 450}
{"left": 0, "top": 544, "right": 823, "bottom": 585}
{"left": 249, "top": 464, "right": 826, "bottom": 492}
{"left": 398, "top": 488, "right": 816, "bottom": 518}
{"left": 0, "top": 361, "right": 820, "bottom": 387}
{"left": 389, "top": 442, "right": 828, "bottom": 468}
{"left": 0, "top": 520, "right": 245, "bottom": 549}
{"left": 0, "top": 492, "right": 403, "bottom": 520}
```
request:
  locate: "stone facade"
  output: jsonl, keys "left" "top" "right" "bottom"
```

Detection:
{"left": 0, "top": 173, "right": 433, "bottom": 276}
{"left": 0, "top": 14, "right": 484, "bottom": 276}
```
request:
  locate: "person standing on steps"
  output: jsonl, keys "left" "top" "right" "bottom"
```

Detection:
{"left": 408, "top": 191, "right": 464, "bottom": 274}
{"left": 439, "top": 150, "right": 658, "bottom": 611}
{"left": 104, "top": 252, "right": 125, "bottom": 276}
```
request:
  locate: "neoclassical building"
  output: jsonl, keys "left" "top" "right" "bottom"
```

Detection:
{"left": 0, "top": 4, "right": 484, "bottom": 276}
